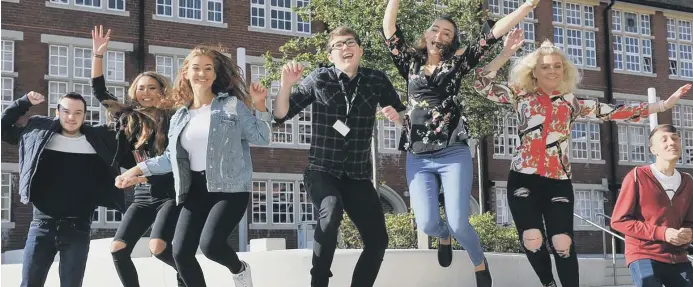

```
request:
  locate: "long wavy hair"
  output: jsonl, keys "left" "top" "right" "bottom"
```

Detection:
{"left": 414, "top": 15, "right": 463, "bottom": 60}
{"left": 104, "top": 71, "right": 177, "bottom": 155}
{"left": 509, "top": 39, "right": 581, "bottom": 94}
{"left": 171, "top": 45, "right": 252, "bottom": 108}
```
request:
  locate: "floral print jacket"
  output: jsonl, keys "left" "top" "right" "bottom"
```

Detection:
{"left": 474, "top": 69, "right": 650, "bottom": 180}
{"left": 382, "top": 21, "right": 499, "bottom": 154}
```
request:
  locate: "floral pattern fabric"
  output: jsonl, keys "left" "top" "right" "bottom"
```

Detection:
{"left": 473, "top": 69, "right": 650, "bottom": 180}
{"left": 382, "top": 21, "right": 499, "bottom": 154}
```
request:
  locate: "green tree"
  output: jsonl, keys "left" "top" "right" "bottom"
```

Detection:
{"left": 260, "top": 0, "right": 512, "bottom": 139}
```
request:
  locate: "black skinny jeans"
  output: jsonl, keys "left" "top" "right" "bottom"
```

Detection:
{"left": 507, "top": 171, "right": 579, "bottom": 287}
{"left": 111, "top": 188, "right": 182, "bottom": 287}
{"left": 172, "top": 171, "right": 250, "bottom": 287}
{"left": 303, "top": 170, "right": 389, "bottom": 287}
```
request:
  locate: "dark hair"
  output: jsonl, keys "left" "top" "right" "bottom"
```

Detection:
{"left": 649, "top": 124, "right": 678, "bottom": 142}
{"left": 415, "top": 15, "right": 462, "bottom": 59}
{"left": 57, "top": 92, "right": 87, "bottom": 111}
{"left": 326, "top": 26, "right": 362, "bottom": 51}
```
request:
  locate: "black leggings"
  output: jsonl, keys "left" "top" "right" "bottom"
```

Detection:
{"left": 111, "top": 189, "right": 182, "bottom": 287}
{"left": 506, "top": 171, "right": 579, "bottom": 287}
{"left": 172, "top": 171, "right": 250, "bottom": 287}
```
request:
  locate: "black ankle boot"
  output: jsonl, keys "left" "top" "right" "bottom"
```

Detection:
{"left": 437, "top": 237, "right": 452, "bottom": 267}
{"left": 474, "top": 258, "right": 492, "bottom": 287}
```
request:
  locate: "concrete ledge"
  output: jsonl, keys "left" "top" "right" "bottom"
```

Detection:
{"left": 249, "top": 238, "right": 286, "bottom": 251}
{"left": 2, "top": 238, "right": 616, "bottom": 286}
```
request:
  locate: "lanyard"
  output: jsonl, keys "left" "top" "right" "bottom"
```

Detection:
{"left": 338, "top": 77, "right": 361, "bottom": 119}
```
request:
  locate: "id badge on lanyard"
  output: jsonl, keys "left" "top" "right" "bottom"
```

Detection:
{"left": 333, "top": 78, "right": 360, "bottom": 136}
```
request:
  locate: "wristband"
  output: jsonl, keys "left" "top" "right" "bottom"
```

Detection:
{"left": 94, "top": 54, "right": 104, "bottom": 58}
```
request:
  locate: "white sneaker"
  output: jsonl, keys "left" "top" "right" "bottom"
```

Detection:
{"left": 232, "top": 261, "right": 253, "bottom": 287}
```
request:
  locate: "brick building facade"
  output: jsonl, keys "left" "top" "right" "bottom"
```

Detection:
{"left": 1, "top": 0, "right": 692, "bottom": 256}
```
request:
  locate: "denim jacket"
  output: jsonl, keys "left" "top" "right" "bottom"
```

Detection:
{"left": 138, "top": 92, "right": 271, "bottom": 202}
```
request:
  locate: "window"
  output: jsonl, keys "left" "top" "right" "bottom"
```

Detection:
{"left": 552, "top": 1, "right": 597, "bottom": 67}
{"left": 1, "top": 173, "right": 11, "bottom": 222}
{"left": 249, "top": 0, "right": 312, "bottom": 35}
{"left": 493, "top": 112, "right": 520, "bottom": 158}
{"left": 667, "top": 18, "right": 693, "bottom": 79}
{"left": 573, "top": 189, "right": 605, "bottom": 229}
{"left": 154, "top": 0, "right": 226, "bottom": 27}
{"left": 1, "top": 40, "right": 16, "bottom": 111}
{"left": 488, "top": 0, "right": 536, "bottom": 56}
{"left": 673, "top": 105, "right": 693, "bottom": 166}
{"left": 612, "top": 10, "right": 653, "bottom": 74}
{"left": 45, "top": 42, "right": 126, "bottom": 125}
{"left": 494, "top": 187, "right": 512, "bottom": 226}
{"left": 251, "top": 175, "right": 315, "bottom": 229}
{"left": 92, "top": 207, "right": 122, "bottom": 226}
{"left": 156, "top": 55, "right": 186, "bottom": 83}
{"left": 251, "top": 64, "right": 311, "bottom": 147}
{"left": 615, "top": 99, "right": 651, "bottom": 164}
{"left": 47, "top": 0, "right": 128, "bottom": 15}
{"left": 569, "top": 97, "right": 602, "bottom": 162}
{"left": 378, "top": 119, "right": 400, "bottom": 152}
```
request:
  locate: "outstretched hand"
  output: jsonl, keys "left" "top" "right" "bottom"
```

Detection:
{"left": 503, "top": 28, "right": 524, "bottom": 54}
{"left": 92, "top": 25, "right": 111, "bottom": 57}
{"left": 663, "top": 83, "right": 692, "bottom": 110}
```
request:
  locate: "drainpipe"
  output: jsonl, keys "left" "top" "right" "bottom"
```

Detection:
{"left": 603, "top": 0, "right": 620, "bottom": 254}
{"left": 138, "top": 0, "right": 146, "bottom": 72}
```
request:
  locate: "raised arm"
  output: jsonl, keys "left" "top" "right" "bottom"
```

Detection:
{"left": 274, "top": 62, "right": 317, "bottom": 124}
{"left": 239, "top": 84, "right": 272, "bottom": 145}
{"left": 382, "top": 0, "right": 399, "bottom": 39}
{"left": 1, "top": 92, "right": 44, "bottom": 145}
{"left": 488, "top": 0, "right": 538, "bottom": 39}
{"left": 472, "top": 30, "right": 524, "bottom": 105}
{"left": 90, "top": 25, "right": 119, "bottom": 105}
{"left": 578, "top": 84, "right": 692, "bottom": 122}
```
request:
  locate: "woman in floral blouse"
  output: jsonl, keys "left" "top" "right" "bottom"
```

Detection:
{"left": 381, "top": 0, "right": 538, "bottom": 286}
{"left": 475, "top": 33, "right": 691, "bottom": 286}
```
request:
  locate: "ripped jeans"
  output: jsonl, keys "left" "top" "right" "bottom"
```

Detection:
{"left": 507, "top": 171, "right": 579, "bottom": 287}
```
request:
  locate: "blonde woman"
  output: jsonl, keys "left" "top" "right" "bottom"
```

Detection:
{"left": 474, "top": 31, "right": 691, "bottom": 287}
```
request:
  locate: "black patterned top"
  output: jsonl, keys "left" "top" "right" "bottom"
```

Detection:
{"left": 382, "top": 21, "right": 499, "bottom": 154}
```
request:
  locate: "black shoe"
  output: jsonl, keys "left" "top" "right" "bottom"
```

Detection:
{"left": 176, "top": 274, "right": 186, "bottom": 287}
{"left": 474, "top": 258, "right": 492, "bottom": 287}
{"left": 543, "top": 281, "right": 557, "bottom": 287}
{"left": 437, "top": 237, "right": 452, "bottom": 267}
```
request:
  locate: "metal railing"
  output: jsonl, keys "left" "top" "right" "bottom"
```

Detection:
{"left": 574, "top": 212, "right": 693, "bottom": 285}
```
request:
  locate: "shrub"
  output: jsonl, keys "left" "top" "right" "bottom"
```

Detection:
{"left": 339, "top": 210, "right": 521, "bottom": 253}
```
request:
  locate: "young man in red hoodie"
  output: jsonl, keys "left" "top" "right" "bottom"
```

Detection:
{"left": 611, "top": 124, "right": 693, "bottom": 287}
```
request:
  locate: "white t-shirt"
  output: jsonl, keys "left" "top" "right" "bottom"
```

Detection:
{"left": 44, "top": 134, "right": 97, "bottom": 154}
{"left": 650, "top": 163, "right": 681, "bottom": 200}
{"left": 180, "top": 105, "right": 211, "bottom": 172}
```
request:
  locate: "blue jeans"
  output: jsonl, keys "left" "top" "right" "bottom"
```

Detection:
{"left": 629, "top": 259, "right": 693, "bottom": 287}
{"left": 21, "top": 218, "right": 91, "bottom": 287}
{"left": 406, "top": 143, "right": 484, "bottom": 266}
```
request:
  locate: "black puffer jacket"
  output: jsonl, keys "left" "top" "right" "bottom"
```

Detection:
{"left": 0, "top": 94, "right": 132, "bottom": 212}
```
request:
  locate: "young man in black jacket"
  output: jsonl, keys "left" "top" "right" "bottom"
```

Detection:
{"left": 1, "top": 91, "right": 131, "bottom": 287}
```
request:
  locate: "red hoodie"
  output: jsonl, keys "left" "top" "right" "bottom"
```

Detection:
{"left": 611, "top": 165, "right": 693, "bottom": 266}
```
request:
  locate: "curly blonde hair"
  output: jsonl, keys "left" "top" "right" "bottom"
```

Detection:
{"left": 171, "top": 45, "right": 252, "bottom": 108}
{"left": 509, "top": 39, "right": 581, "bottom": 94}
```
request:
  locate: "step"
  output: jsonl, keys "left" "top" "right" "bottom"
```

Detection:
{"left": 604, "top": 266, "right": 631, "bottom": 277}
{"left": 602, "top": 274, "right": 634, "bottom": 286}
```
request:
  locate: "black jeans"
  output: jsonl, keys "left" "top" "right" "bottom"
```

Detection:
{"left": 21, "top": 217, "right": 91, "bottom": 287}
{"left": 303, "top": 170, "right": 389, "bottom": 287}
{"left": 507, "top": 171, "right": 579, "bottom": 287}
{"left": 111, "top": 186, "right": 182, "bottom": 287}
{"left": 172, "top": 171, "right": 250, "bottom": 287}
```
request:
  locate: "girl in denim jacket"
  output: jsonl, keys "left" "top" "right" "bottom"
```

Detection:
{"left": 116, "top": 45, "right": 272, "bottom": 287}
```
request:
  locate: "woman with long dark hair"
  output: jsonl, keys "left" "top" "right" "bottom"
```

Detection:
{"left": 380, "top": 1, "right": 537, "bottom": 286}
{"left": 116, "top": 45, "right": 272, "bottom": 287}
{"left": 90, "top": 25, "right": 184, "bottom": 287}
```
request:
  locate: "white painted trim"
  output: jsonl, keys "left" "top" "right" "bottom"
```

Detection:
{"left": 2, "top": 72, "right": 18, "bottom": 78}
{"left": 153, "top": 14, "right": 228, "bottom": 28}
{"left": 662, "top": 10, "right": 693, "bottom": 22}
{"left": 1, "top": 221, "right": 15, "bottom": 229}
{"left": 45, "top": 1, "right": 130, "bottom": 17}
{"left": 613, "top": 92, "right": 649, "bottom": 101}
{"left": 493, "top": 181, "right": 508, "bottom": 188}
{"left": 148, "top": 45, "right": 190, "bottom": 57}
{"left": 613, "top": 70, "right": 657, "bottom": 78}
{"left": 1, "top": 0, "right": 20, "bottom": 3}
{"left": 246, "top": 55, "right": 267, "bottom": 64}
{"left": 247, "top": 26, "right": 311, "bottom": 38}
{"left": 573, "top": 183, "right": 608, "bottom": 191}
{"left": 252, "top": 172, "right": 303, "bottom": 181}
{"left": 578, "top": 66, "right": 601, "bottom": 72}
{"left": 669, "top": 75, "right": 693, "bottom": 82}
{"left": 612, "top": 2, "right": 657, "bottom": 15}
{"left": 1, "top": 163, "right": 19, "bottom": 173}
{"left": 575, "top": 88, "right": 604, "bottom": 98}
{"left": 41, "top": 34, "right": 133, "bottom": 51}
{"left": 1, "top": 30, "right": 24, "bottom": 41}
{"left": 676, "top": 98, "right": 693, "bottom": 106}
{"left": 378, "top": 185, "right": 407, "bottom": 214}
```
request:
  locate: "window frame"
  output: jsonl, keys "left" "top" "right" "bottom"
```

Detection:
{"left": 153, "top": 0, "right": 227, "bottom": 28}
{"left": 672, "top": 100, "right": 693, "bottom": 168}
{"left": 248, "top": 0, "right": 312, "bottom": 37}
{"left": 666, "top": 16, "right": 693, "bottom": 80}
{"left": 552, "top": 0, "right": 599, "bottom": 70}
{"left": 249, "top": 173, "right": 316, "bottom": 230}
{"left": 488, "top": 0, "right": 537, "bottom": 57}
{"left": 611, "top": 8, "right": 656, "bottom": 77}
{"left": 1, "top": 32, "right": 21, "bottom": 112}
{"left": 614, "top": 94, "right": 655, "bottom": 166}
{"left": 1, "top": 172, "right": 12, "bottom": 224}
{"left": 45, "top": 0, "right": 129, "bottom": 16}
